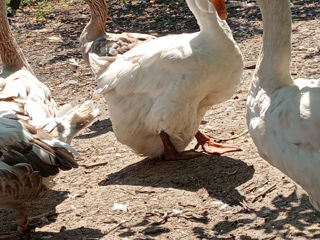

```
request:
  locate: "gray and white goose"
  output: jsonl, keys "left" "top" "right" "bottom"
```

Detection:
{"left": 79, "top": 0, "right": 156, "bottom": 76}
{"left": 0, "top": 0, "right": 98, "bottom": 232}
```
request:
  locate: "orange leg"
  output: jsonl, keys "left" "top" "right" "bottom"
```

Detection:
{"left": 16, "top": 207, "right": 28, "bottom": 233}
{"left": 160, "top": 131, "right": 202, "bottom": 161}
{"left": 194, "top": 131, "right": 241, "bottom": 155}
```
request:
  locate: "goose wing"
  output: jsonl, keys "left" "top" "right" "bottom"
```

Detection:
{"left": 0, "top": 116, "right": 78, "bottom": 177}
{"left": 93, "top": 34, "right": 195, "bottom": 97}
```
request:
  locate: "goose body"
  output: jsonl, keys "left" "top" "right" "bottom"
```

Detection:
{"left": 0, "top": 0, "right": 98, "bottom": 231}
{"left": 0, "top": 68, "right": 99, "bottom": 145}
{"left": 0, "top": 114, "right": 78, "bottom": 177}
{"left": 92, "top": 0, "right": 243, "bottom": 158}
{"left": 246, "top": 0, "right": 320, "bottom": 210}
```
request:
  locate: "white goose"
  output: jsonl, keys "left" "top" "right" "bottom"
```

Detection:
{"left": 0, "top": 0, "right": 98, "bottom": 232}
{"left": 246, "top": 0, "right": 320, "bottom": 210}
{"left": 90, "top": 0, "right": 243, "bottom": 160}
{"left": 80, "top": 0, "right": 156, "bottom": 75}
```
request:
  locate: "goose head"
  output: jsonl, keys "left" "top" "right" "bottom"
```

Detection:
{"left": 187, "top": 0, "right": 228, "bottom": 19}
{"left": 186, "top": 0, "right": 229, "bottom": 36}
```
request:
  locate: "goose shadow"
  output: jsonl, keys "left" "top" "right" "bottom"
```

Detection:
{"left": 75, "top": 118, "right": 113, "bottom": 139}
{"left": 29, "top": 227, "right": 104, "bottom": 240}
{"left": 1, "top": 189, "right": 105, "bottom": 240}
{"left": 1, "top": 227, "right": 104, "bottom": 240}
{"left": 99, "top": 154, "right": 254, "bottom": 206}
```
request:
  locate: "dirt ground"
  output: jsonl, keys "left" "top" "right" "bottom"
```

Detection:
{"left": 1, "top": 0, "right": 320, "bottom": 239}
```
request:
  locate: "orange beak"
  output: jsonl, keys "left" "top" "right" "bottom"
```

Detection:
{"left": 210, "top": 0, "right": 228, "bottom": 20}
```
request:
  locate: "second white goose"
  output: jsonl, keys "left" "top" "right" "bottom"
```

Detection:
{"left": 246, "top": 0, "right": 320, "bottom": 211}
{"left": 90, "top": 0, "right": 243, "bottom": 160}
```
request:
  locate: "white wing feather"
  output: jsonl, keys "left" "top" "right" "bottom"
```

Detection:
{"left": 95, "top": 34, "right": 196, "bottom": 97}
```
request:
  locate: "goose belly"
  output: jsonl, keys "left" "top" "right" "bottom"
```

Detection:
{"left": 106, "top": 93, "right": 201, "bottom": 157}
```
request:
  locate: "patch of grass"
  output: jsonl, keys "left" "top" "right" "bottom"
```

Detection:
{"left": 21, "top": 0, "right": 37, "bottom": 5}
{"left": 6, "top": 0, "right": 53, "bottom": 20}
{"left": 6, "top": 0, "right": 14, "bottom": 15}
{"left": 34, "top": 0, "right": 53, "bottom": 20}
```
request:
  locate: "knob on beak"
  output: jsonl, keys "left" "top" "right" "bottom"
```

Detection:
{"left": 210, "top": 0, "right": 228, "bottom": 20}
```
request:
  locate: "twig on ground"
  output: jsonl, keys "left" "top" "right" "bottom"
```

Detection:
{"left": 246, "top": 181, "right": 268, "bottom": 194}
{"left": 154, "top": 212, "right": 169, "bottom": 225}
{"left": 135, "top": 190, "right": 156, "bottom": 194}
{"left": 212, "top": 130, "right": 249, "bottom": 141}
{"left": 29, "top": 211, "right": 56, "bottom": 220}
{"left": 252, "top": 184, "right": 277, "bottom": 203}
{"left": 178, "top": 203, "right": 196, "bottom": 208}
{"left": 104, "top": 219, "right": 130, "bottom": 235}
{"left": 119, "top": 188, "right": 136, "bottom": 196}
{"left": 79, "top": 161, "right": 109, "bottom": 168}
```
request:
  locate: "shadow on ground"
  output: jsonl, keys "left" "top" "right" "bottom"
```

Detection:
{"left": 10, "top": 0, "right": 319, "bottom": 66}
{"left": 30, "top": 227, "right": 104, "bottom": 240}
{"left": 100, "top": 154, "right": 254, "bottom": 206}
{"left": 1, "top": 189, "right": 105, "bottom": 239}
{"left": 76, "top": 118, "right": 113, "bottom": 139}
{"left": 193, "top": 190, "right": 320, "bottom": 240}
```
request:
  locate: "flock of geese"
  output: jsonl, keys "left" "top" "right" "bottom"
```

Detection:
{"left": 0, "top": 0, "right": 319, "bottom": 235}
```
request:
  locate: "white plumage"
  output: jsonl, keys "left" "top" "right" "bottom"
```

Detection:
{"left": 246, "top": 0, "right": 320, "bottom": 211}
{"left": 90, "top": 0, "right": 243, "bottom": 159}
